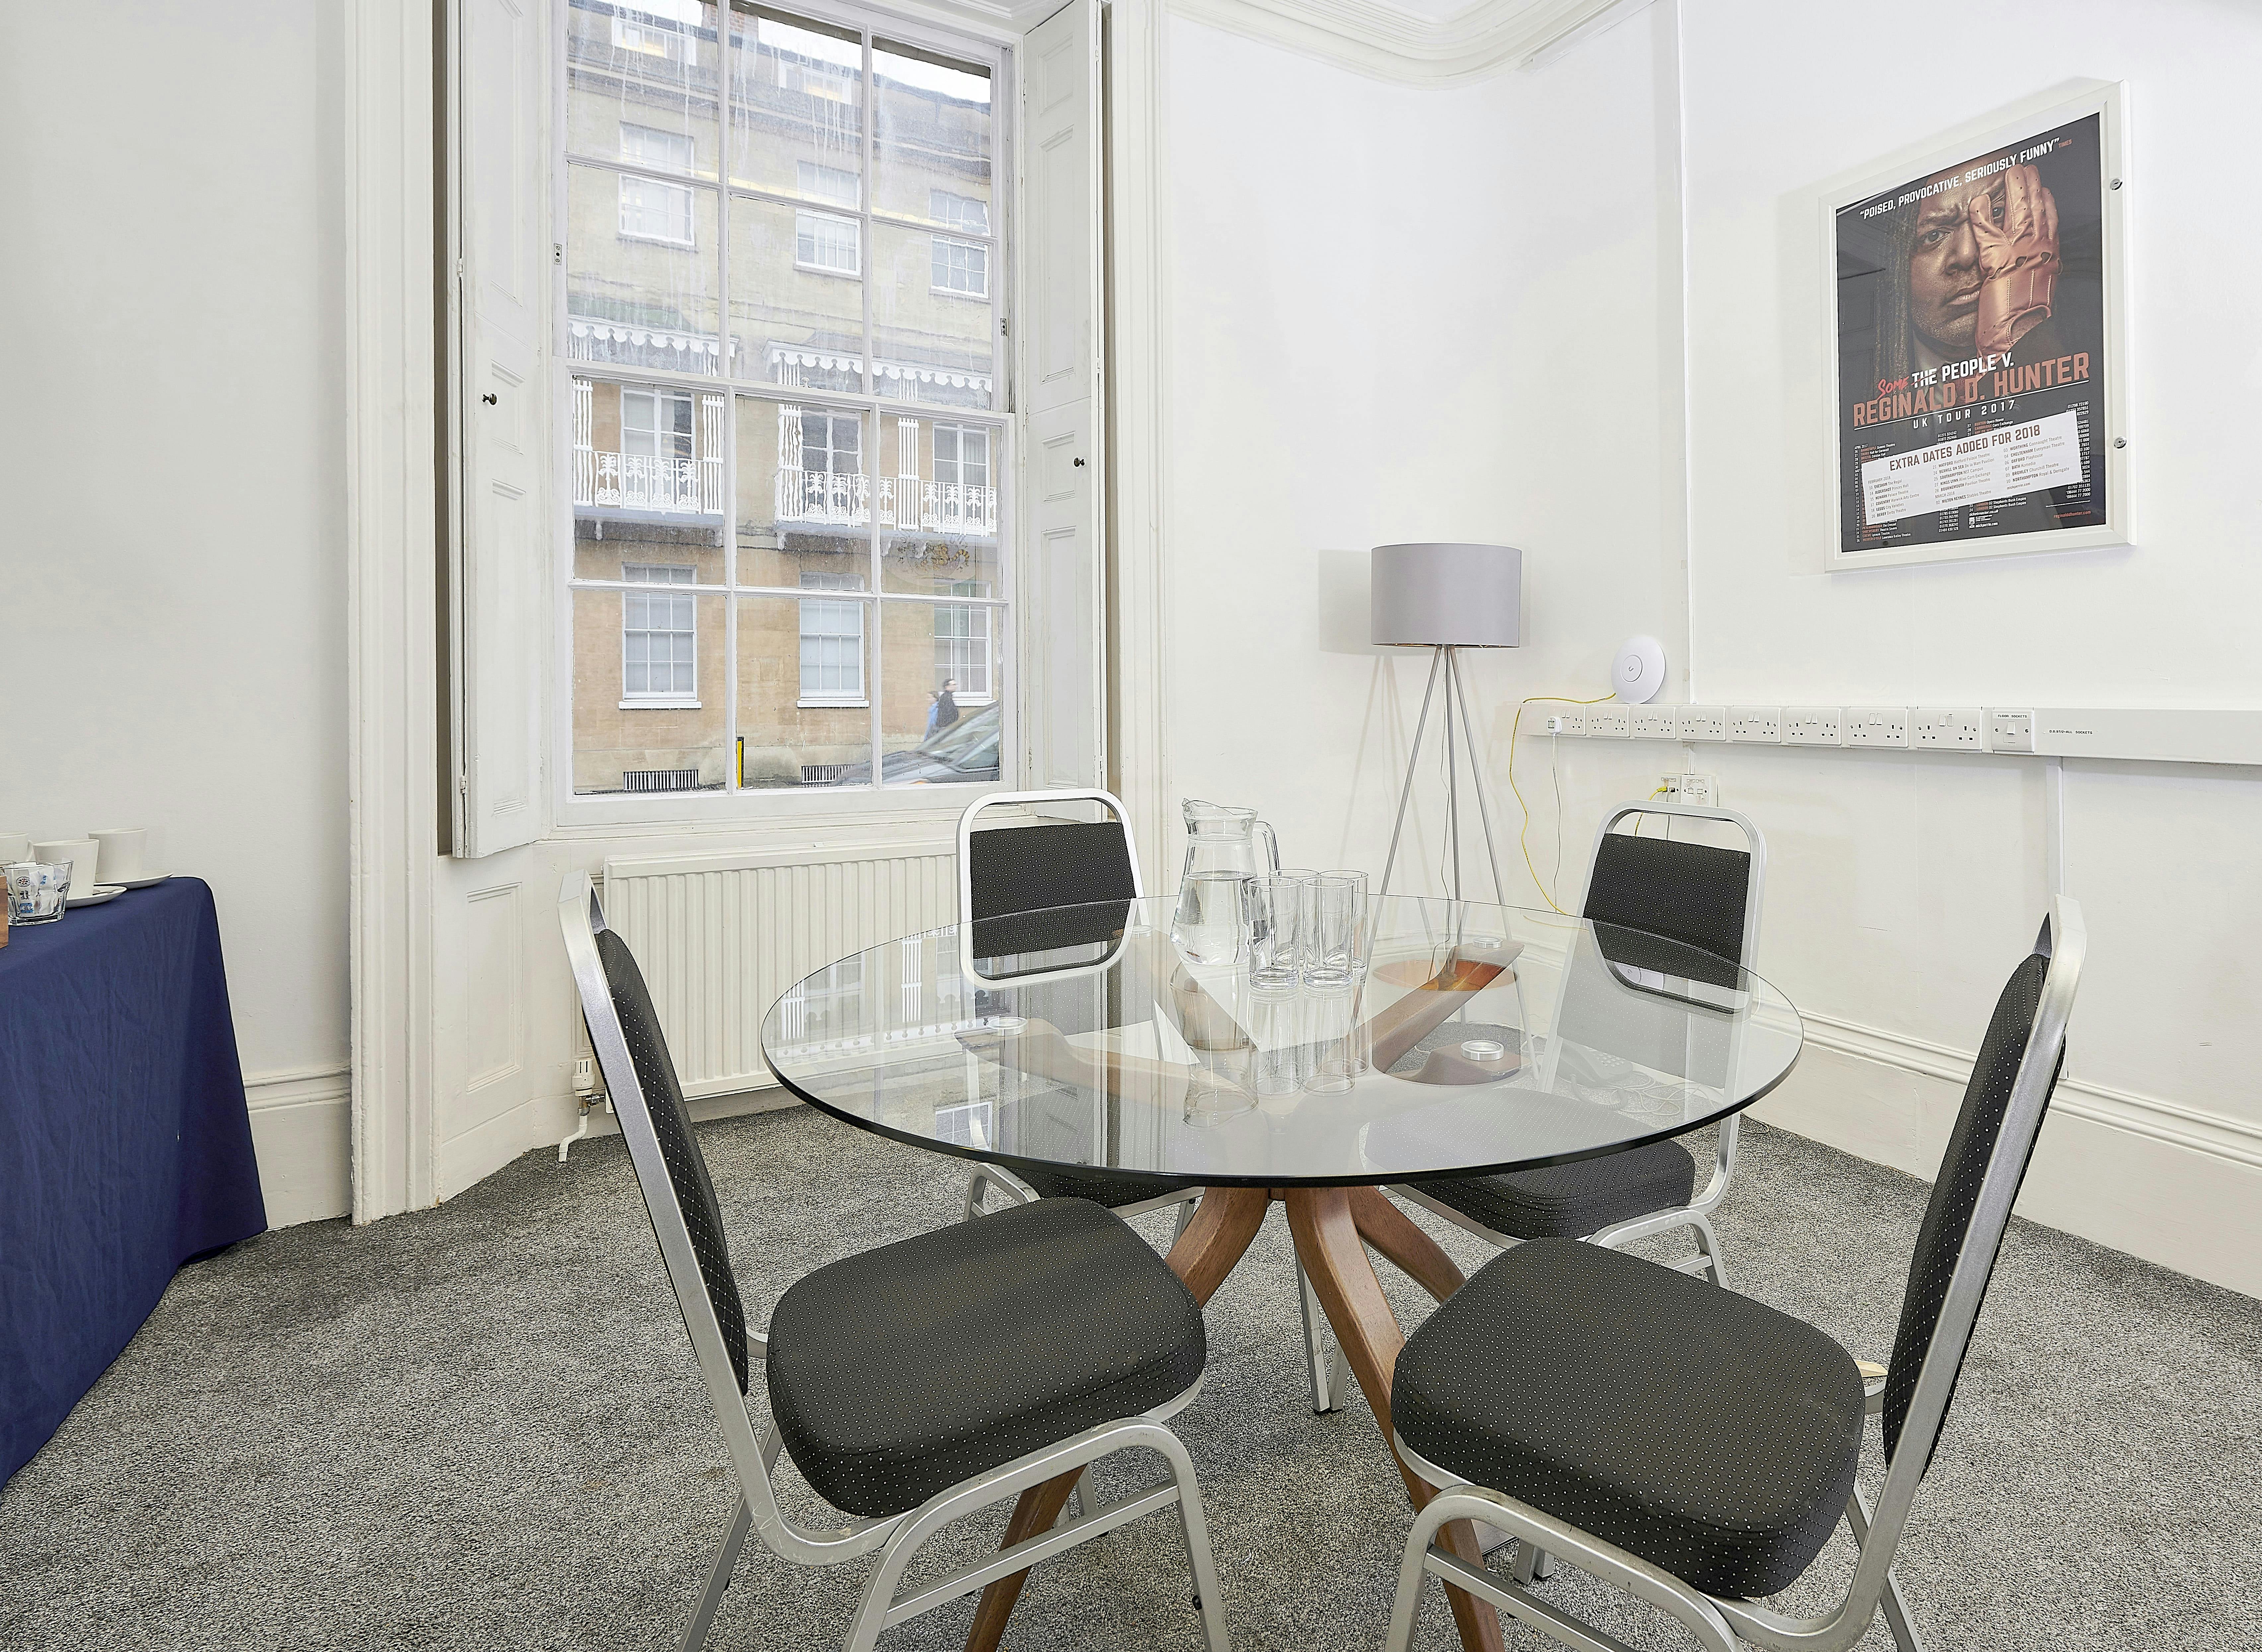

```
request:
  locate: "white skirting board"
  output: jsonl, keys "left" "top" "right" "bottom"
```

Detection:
{"left": 1753, "top": 1023, "right": 2262, "bottom": 1300}
{"left": 245, "top": 1063, "right": 352, "bottom": 1227}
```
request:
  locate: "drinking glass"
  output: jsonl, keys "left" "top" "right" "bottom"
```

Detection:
{"left": 1171, "top": 871, "right": 1249, "bottom": 967}
{"left": 1304, "top": 984, "right": 1368, "bottom": 1094}
{"left": 1249, "top": 986, "right": 1306, "bottom": 1100}
{"left": 5, "top": 861, "right": 70, "bottom": 925}
{"left": 1307, "top": 872, "right": 1368, "bottom": 987}
{"left": 1183, "top": 1044, "right": 1255, "bottom": 1126}
{"left": 1245, "top": 874, "right": 1310, "bottom": 989}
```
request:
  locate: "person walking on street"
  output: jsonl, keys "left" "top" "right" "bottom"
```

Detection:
{"left": 934, "top": 678, "right": 961, "bottom": 733}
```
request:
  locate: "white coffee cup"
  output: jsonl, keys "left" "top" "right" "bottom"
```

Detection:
{"left": 90, "top": 828, "right": 148, "bottom": 884}
{"left": 0, "top": 833, "right": 28, "bottom": 864}
{"left": 33, "top": 838, "right": 99, "bottom": 900}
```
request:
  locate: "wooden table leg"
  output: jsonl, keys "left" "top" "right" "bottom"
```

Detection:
{"left": 960, "top": 1187, "right": 1269, "bottom": 1652}
{"left": 1288, "top": 1188, "right": 1505, "bottom": 1652}
{"left": 1347, "top": 1185, "right": 1467, "bottom": 1303}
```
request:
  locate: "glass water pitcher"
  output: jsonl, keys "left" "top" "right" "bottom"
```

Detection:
{"left": 1180, "top": 798, "right": 1281, "bottom": 889}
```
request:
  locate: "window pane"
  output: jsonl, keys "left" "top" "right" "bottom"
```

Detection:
{"left": 572, "top": 588, "right": 727, "bottom": 795}
{"left": 729, "top": 195, "right": 863, "bottom": 393}
{"left": 876, "top": 415, "right": 1003, "bottom": 594}
{"left": 734, "top": 396, "right": 869, "bottom": 590}
{"left": 566, "top": 0, "right": 720, "bottom": 180}
{"left": 567, "top": 164, "right": 723, "bottom": 376}
{"left": 872, "top": 40, "right": 990, "bottom": 230}
{"left": 571, "top": 377, "right": 728, "bottom": 525}
{"left": 872, "top": 220, "right": 993, "bottom": 411}
{"left": 883, "top": 603, "right": 1003, "bottom": 786}
{"left": 729, "top": 7, "right": 865, "bottom": 196}
{"left": 736, "top": 596, "right": 873, "bottom": 787}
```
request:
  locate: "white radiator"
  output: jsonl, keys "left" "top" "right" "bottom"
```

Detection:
{"left": 600, "top": 840, "right": 958, "bottom": 1098}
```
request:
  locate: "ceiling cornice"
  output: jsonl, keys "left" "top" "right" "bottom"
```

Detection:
{"left": 1162, "top": 0, "right": 1641, "bottom": 87}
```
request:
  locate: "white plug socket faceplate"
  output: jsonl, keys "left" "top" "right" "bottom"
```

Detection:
{"left": 1677, "top": 705, "right": 1728, "bottom": 741}
{"left": 1589, "top": 704, "right": 1631, "bottom": 737}
{"left": 1630, "top": 706, "right": 1677, "bottom": 739}
{"left": 1664, "top": 772, "right": 1719, "bottom": 807}
{"left": 1784, "top": 707, "right": 1843, "bottom": 746}
{"left": 1914, "top": 707, "right": 1986, "bottom": 750}
{"left": 1846, "top": 708, "right": 1910, "bottom": 747}
{"left": 1730, "top": 706, "right": 1783, "bottom": 743}
{"left": 1988, "top": 710, "right": 2035, "bottom": 753}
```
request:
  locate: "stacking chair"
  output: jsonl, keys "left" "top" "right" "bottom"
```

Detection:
{"left": 955, "top": 789, "right": 1203, "bottom": 1234}
{"left": 1380, "top": 899, "right": 2085, "bottom": 1652}
{"left": 1395, "top": 799, "right": 1766, "bottom": 1285}
{"left": 558, "top": 872, "right": 1232, "bottom": 1652}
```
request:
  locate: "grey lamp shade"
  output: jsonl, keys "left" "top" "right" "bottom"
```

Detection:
{"left": 1369, "top": 543, "right": 1522, "bottom": 647}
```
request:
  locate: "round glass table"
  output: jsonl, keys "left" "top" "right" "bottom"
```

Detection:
{"left": 761, "top": 895, "right": 1802, "bottom": 1652}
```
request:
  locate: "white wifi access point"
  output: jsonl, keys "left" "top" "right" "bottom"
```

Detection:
{"left": 1613, "top": 635, "right": 1666, "bottom": 704}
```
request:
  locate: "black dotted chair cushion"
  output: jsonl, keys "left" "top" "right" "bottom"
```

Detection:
{"left": 1883, "top": 950, "right": 2058, "bottom": 1471}
{"left": 597, "top": 929, "right": 751, "bottom": 1395}
{"left": 968, "top": 821, "right": 1138, "bottom": 920}
{"left": 1584, "top": 831, "right": 1751, "bottom": 973}
{"left": 1014, "top": 1163, "right": 1195, "bottom": 1209}
{"left": 1394, "top": 1239, "right": 1863, "bottom": 1600}
{"left": 1412, "top": 1139, "right": 1698, "bottom": 1240}
{"left": 766, "top": 1198, "right": 1206, "bottom": 1518}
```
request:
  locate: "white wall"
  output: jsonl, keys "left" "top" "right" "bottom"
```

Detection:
{"left": 1161, "top": 8, "right": 1686, "bottom": 887}
{"left": 1160, "top": 0, "right": 2262, "bottom": 1296}
{"left": 0, "top": 2, "right": 351, "bottom": 1225}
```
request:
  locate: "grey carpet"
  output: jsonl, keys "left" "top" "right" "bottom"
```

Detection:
{"left": 2, "top": 1112, "right": 2256, "bottom": 1652}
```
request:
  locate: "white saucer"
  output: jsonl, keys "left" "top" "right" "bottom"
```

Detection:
{"left": 114, "top": 871, "right": 172, "bottom": 890}
{"left": 66, "top": 885, "right": 127, "bottom": 909}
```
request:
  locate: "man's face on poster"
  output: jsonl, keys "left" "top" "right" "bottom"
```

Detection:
{"left": 1906, "top": 164, "right": 1998, "bottom": 358}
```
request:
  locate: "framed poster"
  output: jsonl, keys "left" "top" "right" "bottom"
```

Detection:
{"left": 1823, "top": 84, "right": 2129, "bottom": 571}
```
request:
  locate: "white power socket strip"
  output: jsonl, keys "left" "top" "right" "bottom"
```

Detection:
{"left": 1532, "top": 701, "right": 2262, "bottom": 765}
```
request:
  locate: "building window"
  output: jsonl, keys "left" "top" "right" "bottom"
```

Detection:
{"left": 931, "top": 423, "right": 989, "bottom": 491}
{"left": 619, "top": 175, "right": 694, "bottom": 246}
{"left": 933, "top": 580, "right": 991, "bottom": 701}
{"left": 622, "top": 564, "right": 698, "bottom": 706}
{"left": 564, "top": 0, "right": 1008, "bottom": 803}
{"left": 930, "top": 189, "right": 989, "bottom": 298}
{"left": 799, "top": 572, "right": 866, "bottom": 704}
{"left": 796, "top": 161, "right": 861, "bottom": 275}
{"left": 612, "top": 2, "right": 695, "bottom": 59}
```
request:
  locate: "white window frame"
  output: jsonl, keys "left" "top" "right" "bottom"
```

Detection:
{"left": 620, "top": 563, "right": 700, "bottom": 709}
{"left": 932, "top": 579, "right": 993, "bottom": 705}
{"left": 794, "top": 159, "right": 863, "bottom": 276}
{"left": 797, "top": 571, "right": 869, "bottom": 707}
{"left": 618, "top": 171, "right": 695, "bottom": 246}
{"left": 555, "top": 0, "right": 1018, "bottom": 828}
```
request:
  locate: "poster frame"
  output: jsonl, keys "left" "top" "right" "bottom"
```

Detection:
{"left": 1818, "top": 81, "right": 2131, "bottom": 573}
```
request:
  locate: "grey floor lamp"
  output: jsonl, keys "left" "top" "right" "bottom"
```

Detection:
{"left": 1372, "top": 542, "right": 1522, "bottom": 903}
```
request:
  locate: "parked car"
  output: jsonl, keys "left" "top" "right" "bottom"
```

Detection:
{"left": 829, "top": 701, "right": 1001, "bottom": 786}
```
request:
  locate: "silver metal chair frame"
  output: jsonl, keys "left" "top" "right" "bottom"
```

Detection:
{"left": 1391, "top": 798, "right": 1766, "bottom": 1287}
{"left": 559, "top": 873, "right": 1232, "bottom": 1652}
{"left": 954, "top": 788, "right": 1204, "bottom": 1218}
{"left": 1381, "top": 897, "right": 2085, "bottom": 1652}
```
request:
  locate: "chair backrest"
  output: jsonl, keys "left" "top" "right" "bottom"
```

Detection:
{"left": 958, "top": 788, "right": 1143, "bottom": 921}
{"left": 1880, "top": 901, "right": 2083, "bottom": 1474}
{"left": 1579, "top": 800, "right": 1764, "bottom": 976}
{"left": 558, "top": 876, "right": 751, "bottom": 1398}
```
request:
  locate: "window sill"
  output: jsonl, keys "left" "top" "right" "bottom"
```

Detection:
{"left": 797, "top": 698, "right": 870, "bottom": 709}
{"left": 930, "top": 285, "right": 991, "bottom": 302}
{"left": 620, "top": 697, "right": 703, "bottom": 710}
{"left": 619, "top": 231, "right": 696, "bottom": 250}
{"left": 794, "top": 259, "right": 861, "bottom": 279}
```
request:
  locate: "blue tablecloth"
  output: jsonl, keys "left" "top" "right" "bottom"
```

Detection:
{"left": 1, "top": 877, "right": 268, "bottom": 1488}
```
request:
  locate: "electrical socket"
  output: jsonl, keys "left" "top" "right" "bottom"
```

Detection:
{"left": 1730, "top": 706, "right": 1783, "bottom": 743}
{"left": 1630, "top": 705, "right": 1677, "bottom": 739}
{"left": 1589, "top": 704, "right": 1631, "bottom": 737}
{"left": 1557, "top": 708, "right": 1589, "bottom": 736}
{"left": 1662, "top": 772, "right": 1719, "bottom": 807}
{"left": 1846, "top": 708, "right": 1910, "bottom": 748}
{"left": 1783, "top": 707, "right": 1843, "bottom": 746}
{"left": 1543, "top": 714, "right": 1568, "bottom": 735}
{"left": 1677, "top": 705, "right": 1728, "bottom": 741}
{"left": 1914, "top": 707, "right": 1986, "bottom": 750}
{"left": 1988, "top": 710, "right": 2035, "bottom": 753}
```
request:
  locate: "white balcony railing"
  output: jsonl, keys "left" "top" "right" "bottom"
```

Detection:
{"left": 775, "top": 467, "right": 999, "bottom": 536}
{"left": 572, "top": 448, "right": 726, "bottom": 515}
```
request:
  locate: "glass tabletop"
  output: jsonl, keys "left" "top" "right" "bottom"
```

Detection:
{"left": 759, "top": 895, "right": 1803, "bottom": 1189}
